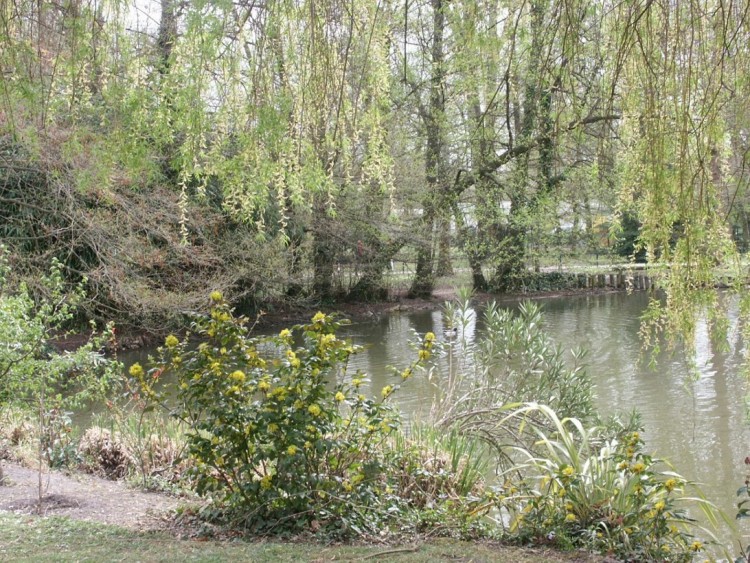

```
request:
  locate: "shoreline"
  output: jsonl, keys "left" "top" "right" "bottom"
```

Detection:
{"left": 52, "top": 285, "right": 633, "bottom": 352}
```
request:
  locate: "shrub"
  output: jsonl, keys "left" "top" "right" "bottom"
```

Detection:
{"left": 138, "top": 294, "right": 435, "bottom": 536}
{"left": 0, "top": 246, "right": 120, "bottom": 499}
{"left": 493, "top": 404, "right": 725, "bottom": 562}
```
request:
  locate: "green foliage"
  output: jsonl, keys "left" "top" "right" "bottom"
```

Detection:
{"left": 139, "top": 294, "right": 438, "bottom": 536}
{"left": 612, "top": 212, "right": 647, "bottom": 263}
{"left": 494, "top": 404, "right": 725, "bottom": 562}
{"left": 434, "top": 297, "right": 596, "bottom": 452}
{"left": 0, "top": 247, "right": 119, "bottom": 470}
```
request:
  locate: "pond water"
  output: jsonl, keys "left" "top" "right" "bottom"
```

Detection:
{"left": 119, "top": 290, "right": 750, "bottom": 552}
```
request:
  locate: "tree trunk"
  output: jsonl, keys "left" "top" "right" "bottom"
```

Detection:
{"left": 435, "top": 218, "right": 453, "bottom": 276}
{"left": 157, "top": 0, "right": 179, "bottom": 182}
{"left": 312, "top": 239, "right": 334, "bottom": 300}
{"left": 409, "top": 0, "right": 446, "bottom": 298}
{"left": 491, "top": 0, "right": 547, "bottom": 290}
{"left": 348, "top": 239, "right": 405, "bottom": 301}
{"left": 409, "top": 207, "right": 436, "bottom": 297}
{"left": 452, "top": 201, "right": 487, "bottom": 291}
{"left": 492, "top": 223, "right": 526, "bottom": 291}
{"left": 285, "top": 228, "right": 305, "bottom": 297}
{"left": 157, "top": 0, "right": 177, "bottom": 75}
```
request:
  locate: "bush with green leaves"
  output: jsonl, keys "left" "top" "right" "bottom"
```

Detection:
{"left": 492, "top": 404, "right": 725, "bottom": 562}
{"left": 0, "top": 246, "right": 119, "bottom": 500}
{"left": 136, "top": 292, "right": 438, "bottom": 536}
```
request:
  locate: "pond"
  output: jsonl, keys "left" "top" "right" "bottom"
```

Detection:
{"left": 119, "top": 290, "right": 750, "bottom": 552}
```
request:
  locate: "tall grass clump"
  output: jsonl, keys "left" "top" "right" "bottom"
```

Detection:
{"left": 432, "top": 294, "right": 595, "bottom": 462}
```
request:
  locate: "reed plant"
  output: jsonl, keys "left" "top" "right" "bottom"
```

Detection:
{"left": 431, "top": 294, "right": 595, "bottom": 468}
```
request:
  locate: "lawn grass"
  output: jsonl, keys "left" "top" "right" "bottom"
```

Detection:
{"left": 0, "top": 512, "right": 601, "bottom": 562}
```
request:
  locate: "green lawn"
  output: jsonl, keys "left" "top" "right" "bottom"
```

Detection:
{"left": 0, "top": 513, "right": 602, "bottom": 562}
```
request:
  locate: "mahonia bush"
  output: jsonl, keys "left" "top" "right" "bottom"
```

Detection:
{"left": 134, "top": 293, "right": 436, "bottom": 536}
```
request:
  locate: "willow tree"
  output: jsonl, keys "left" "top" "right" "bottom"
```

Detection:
{"left": 0, "top": 0, "right": 391, "bottom": 326}
{"left": 152, "top": 0, "right": 398, "bottom": 299}
{"left": 423, "top": 0, "right": 619, "bottom": 293}
{"left": 613, "top": 0, "right": 750, "bottom": 353}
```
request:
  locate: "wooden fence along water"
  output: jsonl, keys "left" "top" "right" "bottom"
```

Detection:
{"left": 573, "top": 271, "right": 652, "bottom": 290}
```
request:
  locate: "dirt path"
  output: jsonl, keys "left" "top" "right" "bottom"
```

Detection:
{"left": 0, "top": 461, "right": 184, "bottom": 530}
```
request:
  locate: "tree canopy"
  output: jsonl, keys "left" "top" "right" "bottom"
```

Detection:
{"left": 1, "top": 0, "right": 749, "bottom": 337}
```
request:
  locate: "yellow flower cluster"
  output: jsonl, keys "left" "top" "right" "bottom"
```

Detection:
{"left": 335, "top": 391, "right": 345, "bottom": 402}
{"left": 129, "top": 363, "right": 144, "bottom": 378}
{"left": 230, "top": 370, "right": 246, "bottom": 383}
{"left": 308, "top": 404, "right": 321, "bottom": 416}
{"left": 286, "top": 350, "right": 301, "bottom": 368}
{"left": 165, "top": 334, "right": 179, "bottom": 348}
{"left": 270, "top": 387, "right": 288, "bottom": 400}
{"left": 211, "top": 310, "right": 230, "bottom": 322}
{"left": 319, "top": 333, "right": 336, "bottom": 347}
{"left": 129, "top": 362, "right": 157, "bottom": 399}
{"left": 312, "top": 311, "right": 326, "bottom": 324}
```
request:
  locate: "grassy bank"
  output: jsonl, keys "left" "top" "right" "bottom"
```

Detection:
{"left": 0, "top": 513, "right": 601, "bottom": 562}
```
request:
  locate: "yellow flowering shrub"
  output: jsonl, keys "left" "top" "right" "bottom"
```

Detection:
{"left": 146, "top": 296, "right": 435, "bottom": 537}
